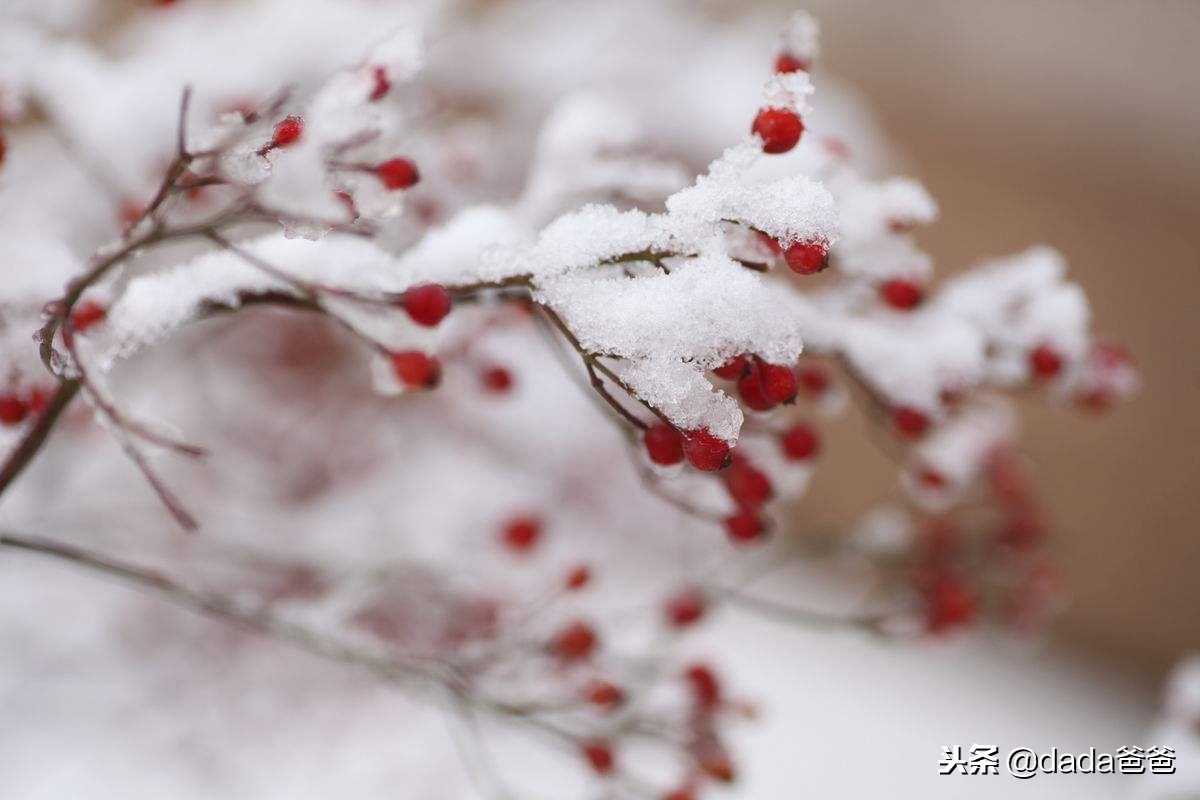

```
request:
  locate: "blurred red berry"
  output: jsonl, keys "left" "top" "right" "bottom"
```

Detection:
{"left": 774, "top": 52, "right": 809, "bottom": 73}
{"left": 70, "top": 301, "right": 106, "bottom": 333}
{"left": 891, "top": 406, "right": 929, "bottom": 439}
{"left": 780, "top": 422, "right": 819, "bottom": 460}
{"left": 684, "top": 663, "right": 721, "bottom": 710}
{"left": 723, "top": 459, "right": 772, "bottom": 508}
{"left": 880, "top": 278, "right": 923, "bottom": 310}
{"left": 550, "top": 620, "right": 597, "bottom": 662}
{"left": 584, "top": 679, "right": 624, "bottom": 710}
{"left": 0, "top": 393, "right": 29, "bottom": 426}
{"left": 581, "top": 740, "right": 615, "bottom": 775}
{"left": 401, "top": 283, "right": 451, "bottom": 327}
{"left": 368, "top": 66, "right": 391, "bottom": 101}
{"left": 375, "top": 157, "right": 420, "bottom": 190}
{"left": 501, "top": 515, "right": 541, "bottom": 553}
{"left": 480, "top": 366, "right": 513, "bottom": 393}
{"left": 564, "top": 564, "right": 591, "bottom": 590}
{"left": 389, "top": 350, "right": 441, "bottom": 388}
{"left": 664, "top": 588, "right": 706, "bottom": 628}
{"left": 1029, "top": 344, "right": 1063, "bottom": 379}
{"left": 796, "top": 362, "right": 830, "bottom": 397}
{"left": 723, "top": 509, "right": 766, "bottom": 543}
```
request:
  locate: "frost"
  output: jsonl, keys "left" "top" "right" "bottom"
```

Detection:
{"left": 761, "top": 70, "right": 815, "bottom": 117}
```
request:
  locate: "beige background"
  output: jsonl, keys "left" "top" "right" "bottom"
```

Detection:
{"left": 789, "top": 0, "right": 1199, "bottom": 680}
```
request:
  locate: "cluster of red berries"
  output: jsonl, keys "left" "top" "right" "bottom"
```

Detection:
{"left": 713, "top": 355, "right": 797, "bottom": 411}
{"left": 0, "top": 385, "right": 50, "bottom": 426}
{"left": 386, "top": 284, "right": 453, "bottom": 389}
{"left": 642, "top": 424, "right": 731, "bottom": 473}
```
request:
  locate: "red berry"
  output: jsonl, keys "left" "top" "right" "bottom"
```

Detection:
{"left": 684, "top": 663, "right": 721, "bottom": 710}
{"left": 760, "top": 362, "right": 798, "bottom": 404}
{"left": 664, "top": 588, "right": 706, "bottom": 628}
{"left": 25, "top": 386, "right": 50, "bottom": 413}
{"left": 723, "top": 509, "right": 766, "bottom": 543}
{"left": 924, "top": 575, "right": 977, "bottom": 634}
{"left": 1076, "top": 388, "right": 1111, "bottom": 412}
{"left": 581, "top": 740, "right": 615, "bottom": 775}
{"left": 737, "top": 368, "right": 774, "bottom": 411}
{"left": 780, "top": 422, "right": 819, "bottom": 460}
{"left": 774, "top": 52, "right": 810, "bottom": 73}
{"left": 401, "top": 283, "right": 451, "bottom": 327}
{"left": 756, "top": 230, "right": 783, "bottom": 255}
{"left": 550, "top": 620, "right": 597, "bottom": 662}
{"left": 891, "top": 406, "right": 929, "bottom": 439}
{"left": 713, "top": 355, "right": 748, "bottom": 380}
{"left": 1029, "top": 344, "right": 1063, "bottom": 379}
{"left": 564, "top": 564, "right": 591, "bottom": 590}
{"left": 879, "top": 278, "right": 923, "bottom": 310}
{"left": 663, "top": 790, "right": 695, "bottom": 800}
{"left": 389, "top": 350, "right": 441, "bottom": 388}
{"left": 643, "top": 422, "right": 685, "bottom": 466}
{"left": 70, "top": 301, "right": 106, "bottom": 333}
{"left": 796, "top": 362, "right": 830, "bottom": 397}
{"left": 500, "top": 515, "right": 541, "bottom": 553}
{"left": 585, "top": 679, "right": 624, "bottom": 710}
{"left": 480, "top": 366, "right": 513, "bottom": 393}
{"left": 368, "top": 66, "right": 391, "bottom": 101}
{"left": 0, "top": 130, "right": 6, "bottom": 167}
{"left": 0, "top": 394, "right": 29, "bottom": 426}
{"left": 682, "top": 429, "right": 731, "bottom": 472}
{"left": 697, "top": 748, "right": 736, "bottom": 783}
{"left": 270, "top": 115, "right": 303, "bottom": 148}
{"left": 723, "top": 459, "right": 772, "bottom": 508}
{"left": 784, "top": 241, "right": 827, "bottom": 275}
{"left": 375, "top": 157, "right": 420, "bottom": 190}
{"left": 751, "top": 107, "right": 803, "bottom": 154}
{"left": 916, "top": 467, "right": 947, "bottom": 489}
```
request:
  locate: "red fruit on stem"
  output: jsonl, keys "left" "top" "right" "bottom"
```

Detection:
{"left": 368, "top": 66, "right": 391, "bottom": 101}
{"left": 1029, "top": 344, "right": 1063, "bottom": 379}
{"left": 723, "top": 460, "right": 772, "bottom": 508}
{"left": 784, "top": 241, "right": 827, "bottom": 275}
{"left": 585, "top": 680, "right": 624, "bottom": 709}
{"left": 774, "top": 52, "right": 810, "bottom": 73}
{"left": 796, "top": 362, "right": 830, "bottom": 397}
{"left": 0, "top": 393, "right": 29, "bottom": 426}
{"left": 389, "top": 350, "right": 441, "bottom": 388}
{"left": 480, "top": 366, "right": 513, "bottom": 394}
{"left": 643, "top": 423, "right": 685, "bottom": 466}
{"left": 664, "top": 588, "right": 706, "bottom": 628}
{"left": 780, "top": 422, "right": 819, "bottom": 460}
{"left": 751, "top": 107, "right": 803, "bottom": 154}
{"left": 401, "top": 283, "right": 451, "bottom": 327}
{"left": 581, "top": 740, "right": 615, "bottom": 775}
{"left": 891, "top": 406, "right": 929, "bottom": 439}
{"left": 70, "top": 301, "right": 107, "bottom": 333}
{"left": 25, "top": 386, "right": 50, "bottom": 413}
{"left": 924, "top": 575, "right": 977, "bottom": 634}
{"left": 713, "top": 355, "right": 748, "bottom": 380}
{"left": 760, "top": 362, "right": 798, "bottom": 404}
{"left": 684, "top": 663, "right": 721, "bottom": 710}
{"left": 564, "top": 564, "right": 591, "bottom": 590}
{"left": 880, "top": 278, "right": 923, "bottom": 310}
{"left": 682, "top": 429, "right": 731, "bottom": 472}
{"left": 737, "top": 367, "right": 774, "bottom": 411}
{"left": 500, "top": 515, "right": 541, "bottom": 553}
{"left": 375, "top": 157, "right": 420, "bottom": 190}
{"left": 270, "top": 115, "right": 303, "bottom": 148}
{"left": 550, "top": 620, "right": 597, "bottom": 662}
{"left": 723, "top": 509, "right": 766, "bottom": 543}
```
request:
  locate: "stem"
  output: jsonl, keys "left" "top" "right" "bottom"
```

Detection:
{"left": 0, "top": 380, "right": 81, "bottom": 496}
